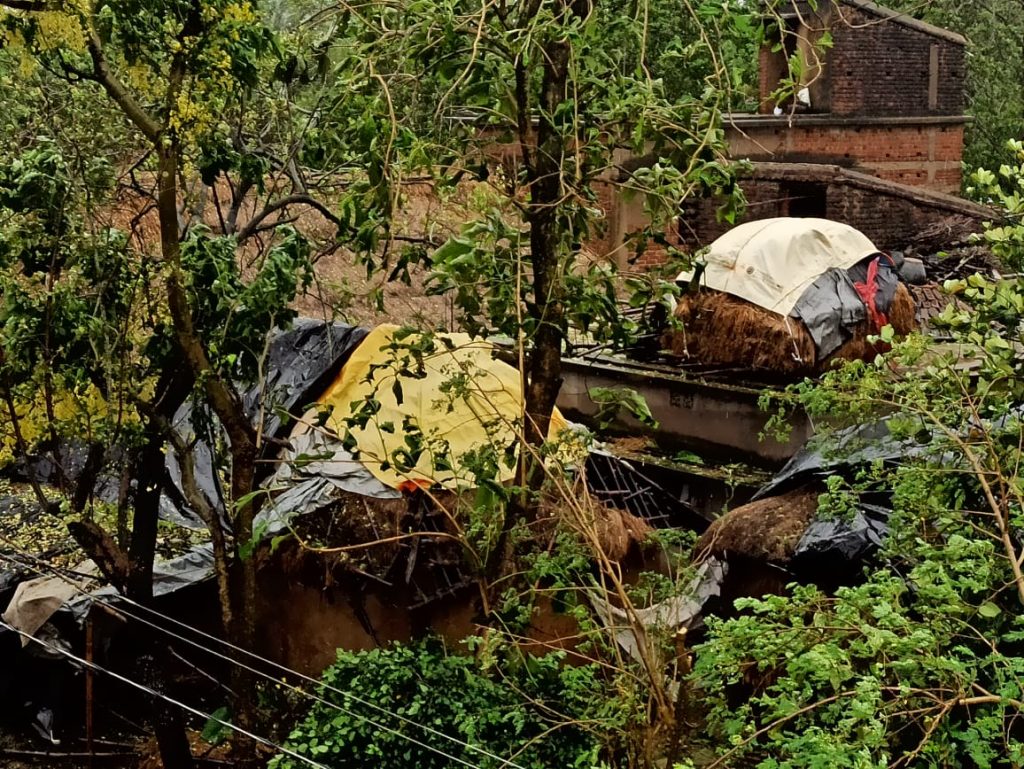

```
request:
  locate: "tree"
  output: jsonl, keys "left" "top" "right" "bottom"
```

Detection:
{"left": 313, "top": 0, "right": 750, "bottom": 579}
{"left": 689, "top": 154, "right": 1024, "bottom": 765}
{"left": 0, "top": 2, "right": 352, "bottom": 764}
{"left": 0, "top": 0, "right": 763, "bottom": 762}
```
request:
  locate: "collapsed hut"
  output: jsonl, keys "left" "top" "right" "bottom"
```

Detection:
{"left": 665, "top": 218, "right": 919, "bottom": 374}
{"left": 1, "top": 319, "right": 700, "bottom": 745}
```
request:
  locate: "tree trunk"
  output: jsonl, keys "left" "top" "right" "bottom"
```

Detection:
{"left": 485, "top": 6, "right": 574, "bottom": 585}
{"left": 69, "top": 371, "right": 195, "bottom": 769}
{"left": 227, "top": 445, "right": 260, "bottom": 767}
{"left": 128, "top": 375, "right": 195, "bottom": 769}
{"left": 155, "top": 138, "right": 261, "bottom": 764}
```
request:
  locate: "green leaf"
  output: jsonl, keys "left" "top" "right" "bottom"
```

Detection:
{"left": 978, "top": 602, "right": 1001, "bottom": 618}
{"left": 201, "top": 706, "right": 232, "bottom": 746}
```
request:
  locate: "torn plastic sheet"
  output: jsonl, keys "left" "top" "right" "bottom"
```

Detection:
{"left": 0, "top": 543, "right": 215, "bottom": 638}
{"left": 745, "top": 422, "right": 910, "bottom": 569}
{"left": 160, "top": 404, "right": 225, "bottom": 530}
{"left": 753, "top": 419, "right": 923, "bottom": 501}
{"left": 790, "top": 267, "right": 867, "bottom": 358}
{"left": 243, "top": 320, "right": 368, "bottom": 450}
{"left": 161, "top": 320, "right": 368, "bottom": 530}
{"left": 792, "top": 503, "right": 891, "bottom": 566}
{"left": 66, "top": 544, "right": 215, "bottom": 622}
{"left": 255, "top": 430, "right": 400, "bottom": 536}
{"left": 2, "top": 564, "right": 97, "bottom": 646}
{"left": 757, "top": 405, "right": 1015, "bottom": 501}
{"left": 587, "top": 557, "right": 727, "bottom": 663}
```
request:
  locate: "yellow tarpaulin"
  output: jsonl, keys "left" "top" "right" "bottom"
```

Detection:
{"left": 318, "top": 325, "right": 568, "bottom": 490}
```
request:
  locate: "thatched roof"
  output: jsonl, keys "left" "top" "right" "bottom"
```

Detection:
{"left": 694, "top": 487, "right": 820, "bottom": 564}
{"left": 664, "top": 283, "right": 916, "bottom": 375}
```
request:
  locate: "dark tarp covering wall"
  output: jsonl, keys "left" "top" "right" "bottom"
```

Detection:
{"left": 161, "top": 320, "right": 368, "bottom": 530}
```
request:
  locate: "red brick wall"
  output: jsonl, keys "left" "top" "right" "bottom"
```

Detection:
{"left": 679, "top": 180, "right": 784, "bottom": 247}
{"left": 726, "top": 119, "right": 964, "bottom": 194}
{"left": 760, "top": 2, "right": 966, "bottom": 118}
{"left": 677, "top": 169, "right": 985, "bottom": 252}
{"left": 829, "top": 6, "right": 966, "bottom": 117}
{"left": 823, "top": 182, "right": 953, "bottom": 248}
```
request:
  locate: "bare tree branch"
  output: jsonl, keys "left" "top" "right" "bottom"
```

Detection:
{"left": 84, "top": 28, "right": 161, "bottom": 142}
{"left": 236, "top": 192, "right": 343, "bottom": 241}
{"left": 0, "top": 0, "right": 50, "bottom": 10}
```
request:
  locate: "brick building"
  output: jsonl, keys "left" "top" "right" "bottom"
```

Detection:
{"left": 739, "top": 0, "right": 968, "bottom": 193}
{"left": 680, "top": 162, "right": 991, "bottom": 251}
{"left": 598, "top": 0, "right": 990, "bottom": 266}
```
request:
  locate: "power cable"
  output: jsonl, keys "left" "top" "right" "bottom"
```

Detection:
{"left": 94, "top": 599, "right": 494, "bottom": 769}
{"left": 0, "top": 546, "right": 522, "bottom": 769}
{"left": 0, "top": 550, "right": 489, "bottom": 769}
{"left": 0, "top": 617, "right": 331, "bottom": 769}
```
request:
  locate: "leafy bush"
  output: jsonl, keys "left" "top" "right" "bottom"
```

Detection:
{"left": 690, "top": 277, "right": 1024, "bottom": 767}
{"left": 967, "top": 139, "right": 1024, "bottom": 269}
{"left": 271, "top": 638, "right": 630, "bottom": 769}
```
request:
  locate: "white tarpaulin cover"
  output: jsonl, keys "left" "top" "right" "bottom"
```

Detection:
{"left": 676, "top": 218, "right": 880, "bottom": 316}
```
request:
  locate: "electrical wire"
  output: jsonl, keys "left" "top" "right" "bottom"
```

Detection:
{"left": 0, "top": 617, "right": 331, "bottom": 769}
{"left": 0, "top": 550, "right": 489, "bottom": 769}
{"left": 0, "top": 547, "right": 524, "bottom": 769}
{"left": 95, "top": 600, "right": 494, "bottom": 769}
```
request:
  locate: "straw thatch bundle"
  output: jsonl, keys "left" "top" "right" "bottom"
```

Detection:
{"left": 666, "top": 291, "right": 816, "bottom": 374}
{"left": 664, "top": 283, "right": 917, "bottom": 375}
{"left": 826, "top": 282, "right": 917, "bottom": 365}
{"left": 538, "top": 490, "right": 655, "bottom": 563}
{"left": 592, "top": 505, "right": 654, "bottom": 562}
{"left": 694, "top": 487, "right": 820, "bottom": 565}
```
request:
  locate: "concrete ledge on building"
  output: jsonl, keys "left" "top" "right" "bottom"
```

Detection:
{"left": 747, "top": 162, "right": 993, "bottom": 219}
{"left": 727, "top": 113, "right": 972, "bottom": 129}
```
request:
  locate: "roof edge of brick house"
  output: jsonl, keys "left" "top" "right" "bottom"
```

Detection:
{"left": 746, "top": 161, "right": 993, "bottom": 218}
{"left": 838, "top": 0, "right": 966, "bottom": 46}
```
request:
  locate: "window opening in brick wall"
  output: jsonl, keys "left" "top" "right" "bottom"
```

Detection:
{"left": 782, "top": 181, "right": 827, "bottom": 218}
{"left": 761, "top": 12, "right": 830, "bottom": 114}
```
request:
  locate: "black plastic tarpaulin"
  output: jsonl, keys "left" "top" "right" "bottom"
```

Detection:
{"left": 791, "top": 501, "right": 891, "bottom": 570}
{"left": 752, "top": 416, "right": 947, "bottom": 570}
{"left": 243, "top": 319, "right": 368, "bottom": 454}
{"left": 753, "top": 419, "right": 919, "bottom": 501}
{"left": 161, "top": 320, "right": 368, "bottom": 530}
{"left": 790, "top": 268, "right": 867, "bottom": 358}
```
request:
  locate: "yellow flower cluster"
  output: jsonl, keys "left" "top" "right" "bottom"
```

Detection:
{"left": 34, "top": 10, "right": 86, "bottom": 53}
{"left": 221, "top": 1, "right": 259, "bottom": 25}
{"left": 123, "top": 60, "right": 163, "bottom": 100}
{"left": 171, "top": 90, "right": 217, "bottom": 137}
{"left": 0, "top": 27, "right": 38, "bottom": 77}
{"left": 0, "top": 385, "right": 111, "bottom": 465}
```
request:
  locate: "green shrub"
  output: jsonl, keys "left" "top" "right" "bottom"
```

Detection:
{"left": 271, "top": 638, "right": 627, "bottom": 769}
{"left": 690, "top": 277, "right": 1024, "bottom": 767}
